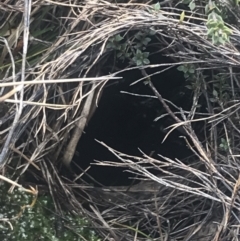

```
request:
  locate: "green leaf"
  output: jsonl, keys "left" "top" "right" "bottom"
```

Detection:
{"left": 218, "top": 37, "right": 226, "bottom": 45}
{"left": 136, "top": 59, "right": 142, "bottom": 66}
{"left": 182, "top": 66, "right": 188, "bottom": 73}
{"left": 134, "top": 43, "right": 142, "bottom": 49}
{"left": 115, "top": 34, "right": 123, "bottom": 42}
{"left": 132, "top": 56, "right": 137, "bottom": 62}
{"left": 125, "top": 52, "right": 132, "bottom": 58}
{"left": 143, "top": 37, "right": 151, "bottom": 45}
{"left": 179, "top": 11, "right": 185, "bottom": 23}
{"left": 106, "top": 43, "right": 113, "bottom": 49}
{"left": 143, "top": 58, "right": 150, "bottom": 65}
{"left": 143, "top": 52, "right": 149, "bottom": 58}
{"left": 205, "top": 4, "right": 209, "bottom": 14}
{"left": 149, "top": 29, "right": 156, "bottom": 35}
{"left": 209, "top": 98, "right": 217, "bottom": 102}
{"left": 189, "top": 1, "right": 196, "bottom": 11}
{"left": 223, "top": 26, "right": 233, "bottom": 35}
{"left": 207, "top": 20, "right": 218, "bottom": 29}
{"left": 136, "top": 49, "right": 142, "bottom": 55}
{"left": 207, "top": 27, "right": 216, "bottom": 37}
{"left": 213, "top": 89, "right": 218, "bottom": 97}
{"left": 188, "top": 67, "right": 195, "bottom": 74}
{"left": 212, "top": 35, "right": 219, "bottom": 45}
{"left": 154, "top": 2, "right": 161, "bottom": 11}
{"left": 177, "top": 65, "right": 184, "bottom": 71}
{"left": 185, "top": 85, "right": 192, "bottom": 89}
{"left": 135, "top": 33, "right": 142, "bottom": 40}
{"left": 117, "top": 52, "right": 123, "bottom": 58}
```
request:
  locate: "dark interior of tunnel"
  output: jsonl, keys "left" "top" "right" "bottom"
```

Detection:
{"left": 70, "top": 50, "right": 204, "bottom": 187}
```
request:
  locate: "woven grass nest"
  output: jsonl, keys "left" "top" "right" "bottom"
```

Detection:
{"left": 1, "top": 0, "right": 240, "bottom": 240}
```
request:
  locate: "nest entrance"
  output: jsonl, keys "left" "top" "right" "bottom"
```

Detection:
{"left": 72, "top": 54, "right": 196, "bottom": 186}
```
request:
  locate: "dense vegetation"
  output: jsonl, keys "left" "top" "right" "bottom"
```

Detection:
{"left": 0, "top": 184, "right": 100, "bottom": 241}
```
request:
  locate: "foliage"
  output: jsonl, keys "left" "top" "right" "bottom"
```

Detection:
{"left": 107, "top": 29, "right": 155, "bottom": 66}
{"left": 210, "top": 73, "right": 230, "bottom": 104}
{"left": 132, "top": 49, "right": 150, "bottom": 66}
{"left": 219, "top": 137, "right": 230, "bottom": 151}
{"left": 177, "top": 64, "right": 196, "bottom": 80}
{"left": 0, "top": 184, "right": 100, "bottom": 241}
{"left": 180, "top": 0, "right": 233, "bottom": 45}
{"left": 108, "top": 0, "right": 235, "bottom": 70}
{"left": 106, "top": 34, "right": 124, "bottom": 50}
{"left": 205, "top": 1, "right": 232, "bottom": 45}
{"left": 206, "top": 10, "right": 232, "bottom": 45}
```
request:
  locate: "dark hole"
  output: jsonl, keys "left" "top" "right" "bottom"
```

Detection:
{"left": 72, "top": 52, "right": 198, "bottom": 186}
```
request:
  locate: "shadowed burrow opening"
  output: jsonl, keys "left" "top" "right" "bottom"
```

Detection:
{"left": 72, "top": 49, "right": 206, "bottom": 187}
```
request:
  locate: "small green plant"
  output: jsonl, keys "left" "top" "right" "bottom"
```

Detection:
{"left": 205, "top": 1, "right": 232, "bottom": 45}
{"left": 107, "top": 34, "right": 124, "bottom": 50}
{"left": 209, "top": 74, "right": 230, "bottom": 104}
{"left": 153, "top": 2, "right": 161, "bottom": 11}
{"left": 107, "top": 30, "right": 153, "bottom": 66}
{"left": 0, "top": 185, "right": 101, "bottom": 241}
{"left": 147, "top": 2, "right": 168, "bottom": 20}
{"left": 177, "top": 64, "right": 196, "bottom": 84}
{"left": 219, "top": 137, "right": 230, "bottom": 151}
{"left": 132, "top": 49, "right": 150, "bottom": 66}
{"left": 116, "top": 43, "right": 133, "bottom": 61}
{"left": 181, "top": 0, "right": 196, "bottom": 11}
{"left": 134, "top": 31, "right": 152, "bottom": 50}
{"left": 180, "top": 0, "right": 232, "bottom": 45}
{"left": 107, "top": 34, "right": 133, "bottom": 62}
{"left": 147, "top": 2, "right": 161, "bottom": 13}
{"left": 177, "top": 64, "right": 202, "bottom": 99}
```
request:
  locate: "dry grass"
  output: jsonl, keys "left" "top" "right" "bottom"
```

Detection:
{"left": 1, "top": 0, "right": 240, "bottom": 240}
